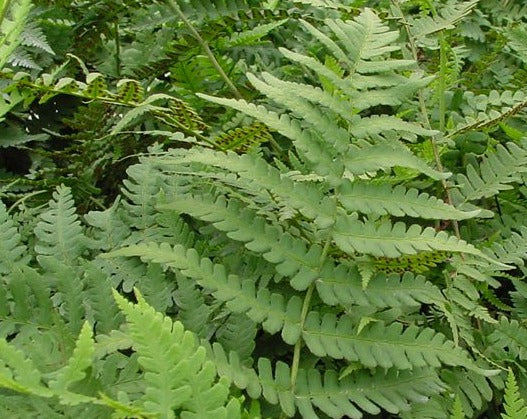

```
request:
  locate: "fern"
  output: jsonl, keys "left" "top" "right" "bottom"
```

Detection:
{"left": 113, "top": 289, "right": 241, "bottom": 418}
{"left": 0, "top": 0, "right": 32, "bottom": 69}
{"left": 502, "top": 370, "right": 527, "bottom": 419}
{"left": 2, "top": 2, "right": 527, "bottom": 418}
{"left": 453, "top": 141, "right": 527, "bottom": 202}
{"left": 34, "top": 185, "right": 87, "bottom": 265}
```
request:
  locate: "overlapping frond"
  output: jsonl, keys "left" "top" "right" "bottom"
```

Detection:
{"left": 104, "top": 242, "right": 303, "bottom": 344}
{"left": 157, "top": 194, "right": 325, "bottom": 286}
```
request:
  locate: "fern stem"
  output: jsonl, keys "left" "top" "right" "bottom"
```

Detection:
{"left": 289, "top": 236, "right": 332, "bottom": 394}
{"left": 166, "top": 0, "right": 243, "bottom": 100}
{"left": 438, "top": 32, "right": 447, "bottom": 132}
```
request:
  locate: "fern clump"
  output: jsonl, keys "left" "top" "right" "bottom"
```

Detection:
{"left": 3, "top": 1, "right": 527, "bottom": 418}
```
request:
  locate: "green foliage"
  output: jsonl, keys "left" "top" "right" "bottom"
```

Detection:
{"left": 2, "top": 0, "right": 527, "bottom": 418}
{"left": 502, "top": 370, "right": 527, "bottom": 419}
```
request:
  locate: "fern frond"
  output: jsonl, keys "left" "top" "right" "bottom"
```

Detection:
{"left": 0, "top": 201, "right": 29, "bottom": 273}
{"left": 213, "top": 121, "right": 272, "bottom": 152}
{"left": 442, "top": 367, "right": 496, "bottom": 417}
{"left": 488, "top": 317, "right": 527, "bottom": 360}
{"left": 48, "top": 322, "right": 94, "bottom": 404}
{"left": 347, "top": 137, "right": 449, "bottom": 180}
{"left": 0, "top": 0, "right": 33, "bottom": 69}
{"left": 409, "top": 0, "right": 479, "bottom": 38}
{"left": 34, "top": 185, "right": 87, "bottom": 265}
{"left": 490, "top": 226, "right": 527, "bottom": 266}
{"left": 82, "top": 263, "right": 123, "bottom": 334}
{"left": 38, "top": 257, "right": 85, "bottom": 334}
{"left": 19, "top": 21, "right": 54, "bottom": 54}
{"left": 113, "top": 289, "right": 240, "bottom": 418}
{"left": 215, "top": 312, "right": 256, "bottom": 364}
{"left": 0, "top": 338, "right": 48, "bottom": 396}
{"left": 196, "top": 94, "right": 339, "bottom": 178}
{"left": 451, "top": 394, "right": 465, "bottom": 419}
{"left": 255, "top": 358, "right": 445, "bottom": 418}
{"left": 303, "top": 313, "right": 478, "bottom": 370}
{"left": 316, "top": 267, "right": 445, "bottom": 308}
{"left": 454, "top": 142, "right": 527, "bottom": 202}
{"left": 317, "top": 10, "right": 415, "bottom": 75}
{"left": 224, "top": 18, "right": 288, "bottom": 47}
{"left": 339, "top": 180, "right": 480, "bottom": 220}
{"left": 372, "top": 250, "right": 451, "bottom": 274}
{"left": 84, "top": 197, "right": 131, "bottom": 251}
{"left": 174, "top": 273, "right": 212, "bottom": 339}
{"left": 208, "top": 342, "right": 261, "bottom": 398}
{"left": 502, "top": 370, "right": 527, "bottom": 419}
{"left": 333, "top": 216, "right": 494, "bottom": 260}
{"left": 122, "top": 161, "right": 163, "bottom": 231}
{"left": 450, "top": 93, "right": 527, "bottom": 138}
{"left": 136, "top": 263, "right": 175, "bottom": 312}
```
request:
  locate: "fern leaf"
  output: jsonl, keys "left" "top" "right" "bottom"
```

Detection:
{"left": 140, "top": 263, "right": 175, "bottom": 312}
{"left": 0, "top": 339, "right": 48, "bottom": 395}
{"left": 409, "top": 1, "right": 479, "bottom": 38}
{"left": 225, "top": 18, "right": 288, "bottom": 47}
{"left": 257, "top": 358, "right": 445, "bottom": 418}
{"left": 442, "top": 367, "right": 499, "bottom": 418}
{"left": 502, "top": 370, "right": 527, "bottom": 419}
{"left": 19, "top": 21, "right": 54, "bottom": 54}
{"left": 451, "top": 394, "right": 465, "bottom": 419}
{"left": 303, "top": 313, "right": 476, "bottom": 370}
{"left": 0, "top": 0, "right": 33, "bottom": 69}
{"left": 38, "top": 257, "right": 85, "bottom": 334}
{"left": 157, "top": 148, "right": 336, "bottom": 227}
{"left": 454, "top": 142, "right": 527, "bottom": 201}
{"left": 174, "top": 273, "right": 212, "bottom": 339}
{"left": 122, "top": 161, "right": 164, "bottom": 231}
{"left": 115, "top": 78, "right": 144, "bottom": 103}
{"left": 325, "top": 9, "right": 414, "bottom": 75}
{"left": 371, "top": 250, "right": 452, "bottom": 275}
{"left": 196, "top": 94, "right": 338, "bottom": 178}
{"left": 113, "top": 289, "right": 239, "bottom": 418}
{"left": 348, "top": 115, "right": 436, "bottom": 140}
{"left": 333, "top": 216, "right": 495, "bottom": 260}
{"left": 84, "top": 197, "right": 131, "bottom": 251}
{"left": 316, "top": 266, "right": 445, "bottom": 308}
{"left": 0, "top": 201, "right": 29, "bottom": 273}
{"left": 105, "top": 243, "right": 303, "bottom": 344}
{"left": 34, "top": 185, "right": 87, "bottom": 264}
{"left": 82, "top": 262, "right": 123, "bottom": 334}
{"left": 491, "top": 226, "right": 527, "bottom": 266}
{"left": 213, "top": 121, "right": 272, "bottom": 152}
{"left": 343, "top": 139, "right": 450, "bottom": 181}
{"left": 48, "top": 322, "right": 94, "bottom": 402}
{"left": 157, "top": 194, "right": 325, "bottom": 287}
{"left": 339, "top": 180, "right": 480, "bottom": 220}
{"left": 216, "top": 312, "right": 256, "bottom": 365}
{"left": 488, "top": 317, "right": 527, "bottom": 360}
